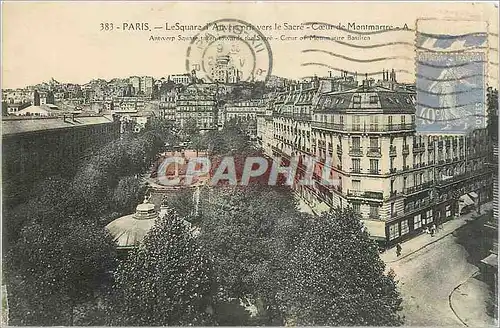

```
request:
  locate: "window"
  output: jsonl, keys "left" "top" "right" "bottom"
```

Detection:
{"left": 369, "top": 95, "right": 378, "bottom": 104}
{"left": 390, "top": 157, "right": 395, "bottom": 171}
{"left": 352, "top": 203, "right": 361, "bottom": 213}
{"left": 369, "top": 205, "right": 379, "bottom": 218}
{"left": 401, "top": 220, "right": 409, "bottom": 235}
{"left": 389, "top": 224, "right": 400, "bottom": 240}
{"left": 388, "top": 116, "right": 393, "bottom": 126}
{"left": 446, "top": 205, "right": 451, "bottom": 217}
{"left": 352, "top": 159, "right": 361, "bottom": 173}
{"left": 426, "top": 210, "right": 433, "bottom": 223}
{"left": 352, "top": 179, "right": 361, "bottom": 191}
{"left": 390, "top": 202, "right": 396, "bottom": 217}
{"left": 370, "top": 137, "right": 379, "bottom": 148}
{"left": 401, "top": 115, "right": 406, "bottom": 124}
{"left": 403, "top": 155, "right": 407, "bottom": 168}
{"left": 352, "top": 137, "right": 361, "bottom": 149}
{"left": 370, "top": 159, "right": 379, "bottom": 174}
{"left": 403, "top": 176, "right": 407, "bottom": 189}
{"left": 414, "top": 214, "right": 422, "bottom": 229}
{"left": 353, "top": 95, "right": 361, "bottom": 103}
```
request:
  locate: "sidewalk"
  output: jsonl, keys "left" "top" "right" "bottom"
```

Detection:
{"left": 381, "top": 202, "right": 494, "bottom": 264}
{"left": 449, "top": 272, "right": 498, "bottom": 327}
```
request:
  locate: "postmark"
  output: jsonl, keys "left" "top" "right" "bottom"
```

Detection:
{"left": 185, "top": 18, "right": 273, "bottom": 83}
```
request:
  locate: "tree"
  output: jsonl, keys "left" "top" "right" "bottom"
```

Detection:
{"left": 5, "top": 220, "right": 117, "bottom": 326}
{"left": 198, "top": 185, "right": 305, "bottom": 324}
{"left": 182, "top": 118, "right": 199, "bottom": 139}
{"left": 111, "top": 175, "right": 145, "bottom": 216}
{"left": 190, "top": 133, "right": 207, "bottom": 156}
{"left": 109, "top": 209, "right": 215, "bottom": 326}
{"left": 277, "top": 208, "right": 403, "bottom": 326}
{"left": 161, "top": 189, "right": 196, "bottom": 220}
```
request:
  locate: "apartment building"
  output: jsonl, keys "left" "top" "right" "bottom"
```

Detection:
{"left": 2, "top": 115, "right": 120, "bottom": 205}
{"left": 176, "top": 83, "right": 218, "bottom": 130}
{"left": 260, "top": 75, "right": 493, "bottom": 246}
{"left": 129, "top": 76, "right": 154, "bottom": 97}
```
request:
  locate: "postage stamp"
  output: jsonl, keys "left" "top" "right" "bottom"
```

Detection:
{"left": 185, "top": 18, "right": 273, "bottom": 83}
{"left": 416, "top": 51, "right": 486, "bottom": 134}
{"left": 415, "top": 19, "right": 489, "bottom": 135}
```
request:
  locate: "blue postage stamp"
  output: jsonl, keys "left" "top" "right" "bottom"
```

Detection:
{"left": 416, "top": 52, "right": 486, "bottom": 135}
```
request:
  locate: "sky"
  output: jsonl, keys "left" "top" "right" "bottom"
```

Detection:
{"left": 2, "top": 1, "right": 498, "bottom": 89}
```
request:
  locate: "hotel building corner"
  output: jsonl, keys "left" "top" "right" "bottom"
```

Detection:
{"left": 257, "top": 73, "right": 493, "bottom": 247}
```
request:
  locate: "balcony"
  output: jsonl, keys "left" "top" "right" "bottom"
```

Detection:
{"left": 413, "top": 144, "right": 425, "bottom": 153}
{"left": 349, "top": 146, "right": 363, "bottom": 157}
{"left": 389, "top": 167, "right": 397, "bottom": 173}
{"left": 347, "top": 190, "right": 384, "bottom": 200}
{"left": 369, "top": 169, "right": 380, "bottom": 175}
{"left": 436, "top": 167, "right": 491, "bottom": 188}
{"left": 403, "top": 181, "right": 434, "bottom": 195}
{"left": 402, "top": 144, "right": 410, "bottom": 155}
{"left": 366, "top": 146, "right": 382, "bottom": 158}
{"left": 352, "top": 124, "right": 363, "bottom": 132}
{"left": 389, "top": 145, "right": 397, "bottom": 157}
{"left": 311, "top": 122, "right": 415, "bottom": 132}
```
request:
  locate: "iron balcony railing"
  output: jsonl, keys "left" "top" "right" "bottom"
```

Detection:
{"left": 347, "top": 190, "right": 384, "bottom": 200}
{"left": 389, "top": 145, "right": 397, "bottom": 157}
{"left": 367, "top": 147, "right": 382, "bottom": 158}
{"left": 349, "top": 146, "right": 363, "bottom": 157}
{"left": 311, "top": 122, "right": 415, "bottom": 132}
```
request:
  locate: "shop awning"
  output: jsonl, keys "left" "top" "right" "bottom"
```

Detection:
{"left": 481, "top": 253, "right": 498, "bottom": 268}
{"left": 459, "top": 194, "right": 475, "bottom": 206}
{"left": 362, "top": 220, "right": 386, "bottom": 240}
{"left": 469, "top": 191, "right": 478, "bottom": 199}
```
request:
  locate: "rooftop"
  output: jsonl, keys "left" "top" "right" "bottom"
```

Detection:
{"left": 315, "top": 86, "right": 416, "bottom": 112}
{"left": 105, "top": 196, "right": 160, "bottom": 249}
{"left": 2, "top": 115, "right": 115, "bottom": 136}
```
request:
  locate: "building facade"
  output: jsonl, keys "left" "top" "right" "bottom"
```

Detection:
{"left": 260, "top": 74, "right": 493, "bottom": 246}
{"left": 2, "top": 115, "right": 120, "bottom": 205}
{"left": 129, "top": 76, "right": 154, "bottom": 97}
{"left": 175, "top": 84, "right": 218, "bottom": 130}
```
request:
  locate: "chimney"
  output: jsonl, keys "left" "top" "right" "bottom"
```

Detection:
{"left": 329, "top": 71, "right": 332, "bottom": 78}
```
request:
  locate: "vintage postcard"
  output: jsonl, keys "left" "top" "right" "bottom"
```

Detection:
{"left": 1, "top": 1, "right": 499, "bottom": 327}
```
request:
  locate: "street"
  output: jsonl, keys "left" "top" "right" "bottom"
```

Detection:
{"left": 387, "top": 223, "right": 495, "bottom": 326}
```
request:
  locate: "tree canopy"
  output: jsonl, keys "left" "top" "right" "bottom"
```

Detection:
{"left": 109, "top": 209, "right": 215, "bottom": 326}
{"left": 277, "top": 208, "right": 404, "bottom": 326}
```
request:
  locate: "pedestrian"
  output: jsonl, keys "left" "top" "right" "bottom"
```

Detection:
{"left": 424, "top": 227, "right": 430, "bottom": 234}
{"left": 396, "top": 243, "right": 402, "bottom": 257}
{"left": 430, "top": 224, "right": 436, "bottom": 237}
